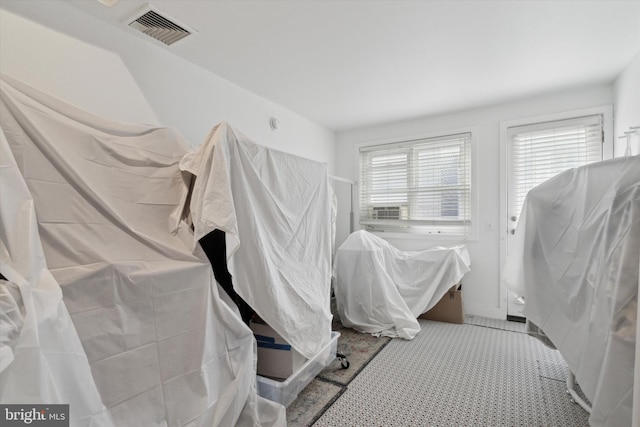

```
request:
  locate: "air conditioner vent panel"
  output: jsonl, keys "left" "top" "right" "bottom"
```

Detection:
{"left": 371, "top": 206, "right": 408, "bottom": 220}
{"left": 128, "top": 9, "right": 191, "bottom": 45}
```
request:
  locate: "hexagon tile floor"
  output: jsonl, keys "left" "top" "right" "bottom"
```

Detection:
{"left": 309, "top": 317, "right": 591, "bottom": 427}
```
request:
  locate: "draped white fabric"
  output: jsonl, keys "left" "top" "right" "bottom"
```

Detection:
{"left": 0, "top": 75, "right": 284, "bottom": 427}
{"left": 503, "top": 156, "right": 639, "bottom": 427}
{"left": 334, "top": 230, "right": 470, "bottom": 339}
{"left": 181, "top": 122, "right": 332, "bottom": 359}
{"left": 0, "top": 125, "right": 110, "bottom": 425}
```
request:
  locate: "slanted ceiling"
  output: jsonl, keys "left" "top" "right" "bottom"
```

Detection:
{"left": 54, "top": 1, "right": 640, "bottom": 131}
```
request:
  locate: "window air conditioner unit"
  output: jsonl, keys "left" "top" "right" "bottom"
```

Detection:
{"left": 371, "top": 206, "right": 408, "bottom": 220}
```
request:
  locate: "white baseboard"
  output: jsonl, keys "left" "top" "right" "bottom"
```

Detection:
{"left": 464, "top": 303, "right": 506, "bottom": 320}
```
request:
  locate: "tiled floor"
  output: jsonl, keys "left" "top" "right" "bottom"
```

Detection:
{"left": 313, "top": 317, "right": 590, "bottom": 426}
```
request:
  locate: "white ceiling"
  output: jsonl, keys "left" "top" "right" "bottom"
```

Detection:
{"left": 66, "top": 0, "right": 640, "bottom": 132}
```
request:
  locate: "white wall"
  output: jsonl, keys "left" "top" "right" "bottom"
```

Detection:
{"left": 614, "top": 51, "right": 640, "bottom": 157}
{"left": 335, "top": 84, "right": 614, "bottom": 318}
{"left": 0, "top": 2, "right": 335, "bottom": 166}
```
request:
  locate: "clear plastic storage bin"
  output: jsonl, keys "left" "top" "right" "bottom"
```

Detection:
{"left": 256, "top": 331, "right": 340, "bottom": 407}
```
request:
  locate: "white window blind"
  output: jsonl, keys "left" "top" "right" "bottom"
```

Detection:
{"left": 508, "top": 114, "right": 603, "bottom": 220}
{"left": 360, "top": 133, "right": 471, "bottom": 233}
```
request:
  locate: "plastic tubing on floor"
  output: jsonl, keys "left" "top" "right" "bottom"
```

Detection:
{"left": 566, "top": 369, "right": 592, "bottom": 414}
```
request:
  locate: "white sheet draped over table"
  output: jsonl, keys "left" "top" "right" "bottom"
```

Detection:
{"left": 333, "top": 230, "right": 470, "bottom": 339}
{"left": 503, "top": 156, "right": 639, "bottom": 427}
{"left": 0, "top": 74, "right": 284, "bottom": 427}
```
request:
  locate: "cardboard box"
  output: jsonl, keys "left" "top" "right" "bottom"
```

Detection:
{"left": 418, "top": 284, "right": 464, "bottom": 324}
{"left": 250, "top": 320, "right": 307, "bottom": 379}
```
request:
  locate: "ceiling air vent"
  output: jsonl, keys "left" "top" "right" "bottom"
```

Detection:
{"left": 128, "top": 7, "right": 192, "bottom": 46}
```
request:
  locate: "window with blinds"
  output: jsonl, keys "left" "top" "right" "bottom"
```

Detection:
{"left": 359, "top": 133, "right": 471, "bottom": 233}
{"left": 508, "top": 114, "right": 603, "bottom": 221}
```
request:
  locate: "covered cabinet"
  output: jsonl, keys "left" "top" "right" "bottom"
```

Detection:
{"left": 503, "top": 155, "right": 640, "bottom": 427}
{"left": 180, "top": 122, "right": 333, "bottom": 361}
{"left": 0, "top": 75, "right": 284, "bottom": 426}
{"left": 334, "top": 230, "right": 470, "bottom": 339}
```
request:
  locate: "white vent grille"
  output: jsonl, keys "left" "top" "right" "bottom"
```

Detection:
{"left": 128, "top": 9, "right": 191, "bottom": 45}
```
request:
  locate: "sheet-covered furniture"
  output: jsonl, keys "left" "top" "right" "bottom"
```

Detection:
{"left": 503, "top": 156, "right": 639, "bottom": 427}
{"left": 0, "top": 75, "right": 284, "bottom": 426}
{"left": 333, "top": 230, "right": 470, "bottom": 339}
{"left": 180, "top": 122, "right": 333, "bottom": 360}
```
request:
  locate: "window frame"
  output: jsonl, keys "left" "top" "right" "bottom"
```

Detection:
{"left": 356, "top": 127, "right": 478, "bottom": 240}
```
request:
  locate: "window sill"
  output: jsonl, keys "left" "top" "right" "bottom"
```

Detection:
{"left": 367, "top": 229, "right": 478, "bottom": 242}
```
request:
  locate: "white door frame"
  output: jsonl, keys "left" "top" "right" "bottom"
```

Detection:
{"left": 498, "top": 105, "right": 613, "bottom": 318}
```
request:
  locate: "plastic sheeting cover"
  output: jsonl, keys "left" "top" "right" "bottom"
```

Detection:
{"left": 0, "top": 127, "right": 109, "bottom": 425}
{"left": 503, "top": 156, "right": 639, "bottom": 427}
{"left": 0, "top": 74, "right": 285, "bottom": 426}
{"left": 181, "top": 123, "right": 332, "bottom": 359}
{"left": 334, "top": 230, "right": 470, "bottom": 339}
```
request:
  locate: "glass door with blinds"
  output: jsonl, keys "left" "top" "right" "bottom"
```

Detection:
{"left": 505, "top": 113, "right": 604, "bottom": 318}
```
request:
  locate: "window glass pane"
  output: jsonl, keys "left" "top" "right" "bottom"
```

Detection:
{"left": 359, "top": 133, "right": 471, "bottom": 233}
{"left": 369, "top": 153, "right": 407, "bottom": 204}
{"left": 416, "top": 146, "right": 461, "bottom": 220}
{"left": 509, "top": 115, "right": 602, "bottom": 220}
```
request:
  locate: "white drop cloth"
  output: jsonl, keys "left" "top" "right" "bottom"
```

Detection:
{"left": 333, "top": 230, "right": 470, "bottom": 339}
{"left": 503, "top": 156, "right": 639, "bottom": 427}
{"left": 181, "top": 123, "right": 332, "bottom": 359}
{"left": 0, "top": 74, "right": 284, "bottom": 426}
{"left": 0, "top": 127, "right": 110, "bottom": 425}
